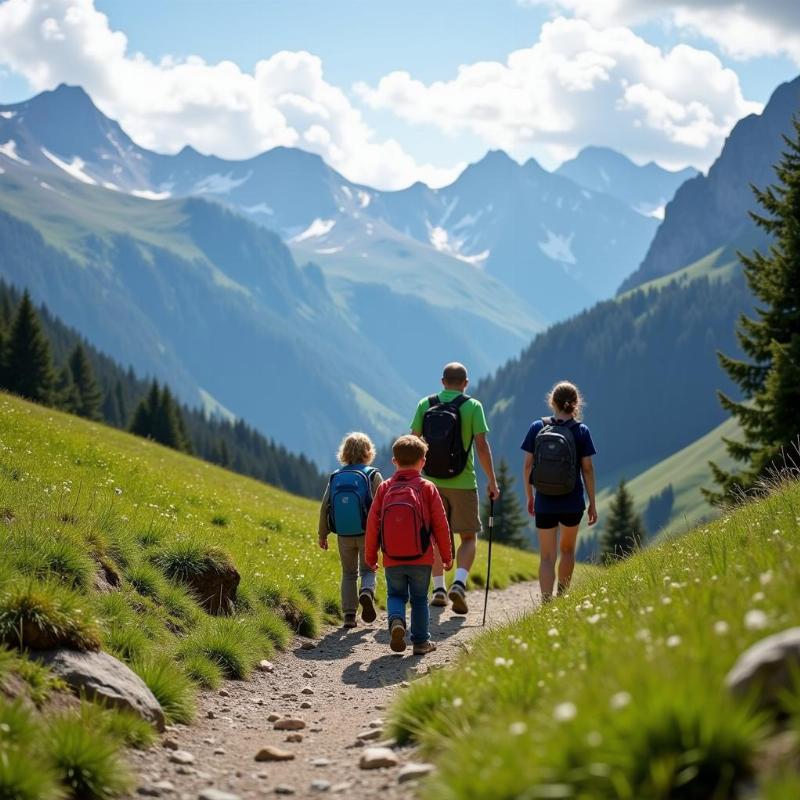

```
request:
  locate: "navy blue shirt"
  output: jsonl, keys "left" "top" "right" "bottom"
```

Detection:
{"left": 520, "top": 418, "right": 597, "bottom": 514}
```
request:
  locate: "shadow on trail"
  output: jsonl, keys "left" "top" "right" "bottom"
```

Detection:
{"left": 292, "top": 625, "right": 374, "bottom": 661}
{"left": 340, "top": 652, "right": 416, "bottom": 689}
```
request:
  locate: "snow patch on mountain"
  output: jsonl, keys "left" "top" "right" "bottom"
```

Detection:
{"left": 41, "top": 148, "right": 96, "bottom": 185}
{"left": 291, "top": 218, "right": 336, "bottom": 243}
{"left": 358, "top": 190, "right": 371, "bottom": 208}
{"left": 193, "top": 171, "right": 251, "bottom": 195}
{"left": 0, "top": 111, "right": 16, "bottom": 119}
{"left": 314, "top": 246, "right": 344, "bottom": 254}
{"left": 458, "top": 249, "right": 490, "bottom": 266}
{"left": 0, "top": 140, "right": 29, "bottom": 165}
{"left": 243, "top": 202, "right": 275, "bottom": 216}
{"left": 538, "top": 230, "right": 577, "bottom": 265}
{"left": 131, "top": 188, "right": 171, "bottom": 200}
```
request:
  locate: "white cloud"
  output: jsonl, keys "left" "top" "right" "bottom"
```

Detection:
{"left": 521, "top": 0, "right": 800, "bottom": 64}
{"left": 356, "top": 17, "right": 761, "bottom": 170}
{"left": 0, "top": 0, "right": 461, "bottom": 189}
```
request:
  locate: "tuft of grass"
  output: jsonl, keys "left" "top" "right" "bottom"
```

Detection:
{"left": 0, "top": 746, "right": 64, "bottom": 800}
{"left": 160, "top": 583, "right": 201, "bottom": 630}
{"left": 177, "top": 617, "right": 262, "bottom": 680}
{"left": 98, "top": 708, "right": 157, "bottom": 750}
{"left": 0, "top": 581, "right": 102, "bottom": 652}
{"left": 151, "top": 537, "right": 234, "bottom": 583}
{"left": 180, "top": 651, "right": 224, "bottom": 690}
{"left": 8, "top": 533, "right": 95, "bottom": 590}
{"left": 210, "top": 514, "right": 228, "bottom": 527}
{"left": 132, "top": 654, "right": 196, "bottom": 724}
{"left": 252, "top": 608, "right": 291, "bottom": 650}
{"left": 124, "top": 561, "right": 167, "bottom": 600}
{"left": 102, "top": 621, "right": 150, "bottom": 663}
{"left": 283, "top": 592, "right": 321, "bottom": 638}
{"left": 46, "top": 704, "right": 131, "bottom": 799}
{"left": 14, "top": 656, "right": 64, "bottom": 705}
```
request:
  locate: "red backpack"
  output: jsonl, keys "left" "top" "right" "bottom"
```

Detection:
{"left": 379, "top": 474, "right": 431, "bottom": 561}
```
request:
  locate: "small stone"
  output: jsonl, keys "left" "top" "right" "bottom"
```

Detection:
{"left": 252, "top": 697, "right": 265, "bottom": 706}
{"left": 357, "top": 729, "right": 382, "bottom": 741}
{"left": 213, "top": 748, "right": 226, "bottom": 755}
{"left": 302, "top": 670, "right": 315, "bottom": 679}
{"left": 255, "top": 746, "right": 295, "bottom": 762}
{"left": 267, "top": 713, "right": 281, "bottom": 722}
{"left": 175, "top": 765, "right": 195, "bottom": 775}
{"left": 310, "top": 758, "right": 332, "bottom": 767}
{"left": 162, "top": 738, "right": 180, "bottom": 750}
{"left": 169, "top": 750, "right": 195, "bottom": 765}
{"left": 301, "top": 686, "right": 314, "bottom": 695}
{"left": 275, "top": 786, "right": 295, "bottom": 796}
{"left": 207, "top": 711, "right": 216, "bottom": 719}
{"left": 218, "top": 689, "right": 230, "bottom": 698}
{"left": 255, "top": 772, "right": 270, "bottom": 780}
{"left": 368, "top": 719, "right": 384, "bottom": 728}
{"left": 300, "top": 701, "right": 312, "bottom": 709}
{"left": 310, "top": 779, "right": 331, "bottom": 792}
{"left": 274, "top": 718, "right": 306, "bottom": 731}
{"left": 258, "top": 660, "right": 274, "bottom": 672}
{"left": 152, "top": 782, "right": 175, "bottom": 795}
{"left": 400, "top": 681, "right": 410, "bottom": 688}
{"left": 198, "top": 791, "right": 241, "bottom": 800}
{"left": 300, "top": 642, "right": 316, "bottom": 650}
{"left": 398, "top": 763, "right": 435, "bottom": 784}
{"left": 359, "top": 747, "right": 400, "bottom": 770}
{"left": 136, "top": 786, "right": 163, "bottom": 797}
{"left": 203, "top": 738, "right": 216, "bottom": 745}
{"left": 330, "top": 783, "right": 353, "bottom": 794}
{"left": 285, "top": 733, "right": 303, "bottom": 743}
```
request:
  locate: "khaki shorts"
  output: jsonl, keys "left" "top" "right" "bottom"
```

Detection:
{"left": 436, "top": 487, "right": 482, "bottom": 536}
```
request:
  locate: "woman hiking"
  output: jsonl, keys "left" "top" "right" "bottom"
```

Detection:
{"left": 521, "top": 381, "right": 597, "bottom": 602}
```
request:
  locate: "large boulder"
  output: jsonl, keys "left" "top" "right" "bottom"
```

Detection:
{"left": 34, "top": 648, "right": 165, "bottom": 730}
{"left": 725, "top": 627, "right": 800, "bottom": 713}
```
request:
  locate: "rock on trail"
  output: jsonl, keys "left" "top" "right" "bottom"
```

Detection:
{"left": 126, "top": 580, "right": 539, "bottom": 799}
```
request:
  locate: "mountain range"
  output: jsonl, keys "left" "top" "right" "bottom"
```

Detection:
{"left": 0, "top": 83, "right": 694, "bottom": 463}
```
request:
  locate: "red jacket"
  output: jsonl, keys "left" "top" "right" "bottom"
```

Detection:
{"left": 365, "top": 468, "right": 453, "bottom": 568}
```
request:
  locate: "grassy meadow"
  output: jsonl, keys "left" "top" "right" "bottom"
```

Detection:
{"left": 0, "top": 391, "right": 537, "bottom": 798}
{"left": 391, "top": 475, "right": 800, "bottom": 798}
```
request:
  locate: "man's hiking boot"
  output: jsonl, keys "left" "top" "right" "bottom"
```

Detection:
{"left": 413, "top": 640, "right": 437, "bottom": 656}
{"left": 448, "top": 581, "right": 468, "bottom": 615}
{"left": 430, "top": 588, "right": 448, "bottom": 607}
{"left": 359, "top": 589, "right": 377, "bottom": 624}
{"left": 343, "top": 613, "right": 357, "bottom": 629}
{"left": 390, "top": 619, "right": 407, "bottom": 653}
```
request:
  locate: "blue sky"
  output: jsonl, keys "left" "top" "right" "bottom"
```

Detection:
{"left": 0, "top": 0, "right": 797, "bottom": 188}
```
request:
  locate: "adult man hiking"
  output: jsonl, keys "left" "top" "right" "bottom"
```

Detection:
{"left": 411, "top": 362, "right": 499, "bottom": 614}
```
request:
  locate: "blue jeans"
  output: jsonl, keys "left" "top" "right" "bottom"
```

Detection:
{"left": 385, "top": 565, "right": 432, "bottom": 644}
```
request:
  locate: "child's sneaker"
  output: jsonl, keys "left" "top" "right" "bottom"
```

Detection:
{"left": 389, "top": 618, "right": 407, "bottom": 652}
{"left": 413, "top": 640, "right": 437, "bottom": 656}
{"left": 359, "top": 589, "right": 377, "bottom": 623}
{"left": 448, "top": 581, "right": 468, "bottom": 614}
{"left": 430, "top": 588, "right": 448, "bottom": 607}
{"left": 343, "top": 613, "right": 357, "bottom": 628}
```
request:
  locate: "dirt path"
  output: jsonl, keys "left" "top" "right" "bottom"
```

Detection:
{"left": 129, "top": 581, "right": 540, "bottom": 800}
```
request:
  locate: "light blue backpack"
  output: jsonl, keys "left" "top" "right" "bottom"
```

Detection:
{"left": 327, "top": 465, "right": 377, "bottom": 535}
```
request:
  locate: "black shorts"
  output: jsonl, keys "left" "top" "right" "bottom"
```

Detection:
{"left": 535, "top": 511, "right": 584, "bottom": 530}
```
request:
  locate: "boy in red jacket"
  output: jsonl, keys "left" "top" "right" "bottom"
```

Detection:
{"left": 366, "top": 435, "right": 453, "bottom": 655}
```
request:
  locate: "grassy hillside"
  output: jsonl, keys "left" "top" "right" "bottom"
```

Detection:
{"left": 0, "top": 392, "right": 537, "bottom": 797}
{"left": 390, "top": 475, "right": 800, "bottom": 798}
{"left": 595, "top": 415, "right": 741, "bottom": 541}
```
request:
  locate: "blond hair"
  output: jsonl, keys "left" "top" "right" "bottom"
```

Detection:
{"left": 336, "top": 432, "right": 376, "bottom": 466}
{"left": 392, "top": 435, "right": 428, "bottom": 468}
{"left": 548, "top": 381, "right": 583, "bottom": 419}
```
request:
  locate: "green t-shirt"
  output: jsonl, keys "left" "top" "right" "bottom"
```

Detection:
{"left": 410, "top": 390, "right": 489, "bottom": 490}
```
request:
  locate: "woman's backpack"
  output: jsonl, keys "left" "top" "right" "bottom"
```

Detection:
{"left": 530, "top": 417, "right": 579, "bottom": 496}
{"left": 327, "top": 466, "right": 376, "bottom": 535}
{"left": 422, "top": 394, "right": 472, "bottom": 479}
{"left": 379, "top": 474, "right": 431, "bottom": 560}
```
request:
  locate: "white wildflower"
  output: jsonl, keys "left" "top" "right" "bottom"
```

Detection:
{"left": 587, "top": 614, "right": 601, "bottom": 625}
{"left": 666, "top": 635, "right": 682, "bottom": 648}
{"left": 713, "top": 620, "right": 729, "bottom": 636}
{"left": 509, "top": 721, "right": 527, "bottom": 736}
{"left": 610, "top": 691, "right": 631, "bottom": 710}
{"left": 553, "top": 702, "right": 577, "bottom": 722}
{"left": 548, "top": 628, "right": 559, "bottom": 637}
{"left": 661, "top": 596, "right": 672, "bottom": 606}
{"left": 752, "top": 591, "right": 765, "bottom": 602}
{"left": 586, "top": 731, "right": 603, "bottom": 747}
{"left": 759, "top": 571, "right": 773, "bottom": 586}
{"left": 745, "top": 609, "right": 768, "bottom": 631}
{"left": 452, "top": 697, "right": 464, "bottom": 708}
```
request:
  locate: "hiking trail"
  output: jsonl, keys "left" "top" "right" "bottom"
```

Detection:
{"left": 128, "top": 580, "right": 540, "bottom": 800}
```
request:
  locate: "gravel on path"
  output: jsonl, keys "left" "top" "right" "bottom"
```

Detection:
{"left": 128, "top": 580, "right": 540, "bottom": 800}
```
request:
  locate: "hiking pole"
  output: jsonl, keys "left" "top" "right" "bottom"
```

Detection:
{"left": 482, "top": 498, "right": 494, "bottom": 627}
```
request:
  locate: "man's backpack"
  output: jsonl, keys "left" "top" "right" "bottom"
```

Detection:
{"left": 530, "top": 417, "right": 579, "bottom": 496}
{"left": 422, "top": 394, "right": 472, "bottom": 479}
{"left": 379, "top": 474, "right": 431, "bottom": 561}
{"left": 327, "top": 465, "right": 376, "bottom": 535}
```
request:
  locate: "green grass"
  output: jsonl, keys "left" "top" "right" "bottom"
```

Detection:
{"left": 595, "top": 416, "right": 741, "bottom": 541}
{"left": 391, "top": 477, "right": 800, "bottom": 798}
{"left": 132, "top": 654, "right": 197, "bottom": 724}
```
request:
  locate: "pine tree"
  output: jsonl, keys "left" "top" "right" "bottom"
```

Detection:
{"left": 5, "top": 291, "right": 55, "bottom": 404}
{"left": 68, "top": 344, "right": 103, "bottom": 420}
{"left": 601, "top": 480, "right": 645, "bottom": 561}
{"left": 708, "top": 118, "right": 800, "bottom": 502}
{"left": 480, "top": 458, "right": 528, "bottom": 548}
{"left": 129, "top": 381, "right": 160, "bottom": 440}
{"left": 55, "top": 364, "right": 81, "bottom": 413}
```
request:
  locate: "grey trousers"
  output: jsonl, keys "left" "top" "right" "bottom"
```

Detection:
{"left": 337, "top": 534, "right": 376, "bottom": 615}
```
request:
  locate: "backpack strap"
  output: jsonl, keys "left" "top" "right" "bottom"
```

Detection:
{"left": 451, "top": 394, "right": 470, "bottom": 409}
{"left": 427, "top": 394, "right": 441, "bottom": 408}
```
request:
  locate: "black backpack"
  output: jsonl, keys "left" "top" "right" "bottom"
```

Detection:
{"left": 530, "top": 417, "right": 579, "bottom": 496}
{"left": 421, "top": 394, "right": 472, "bottom": 479}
